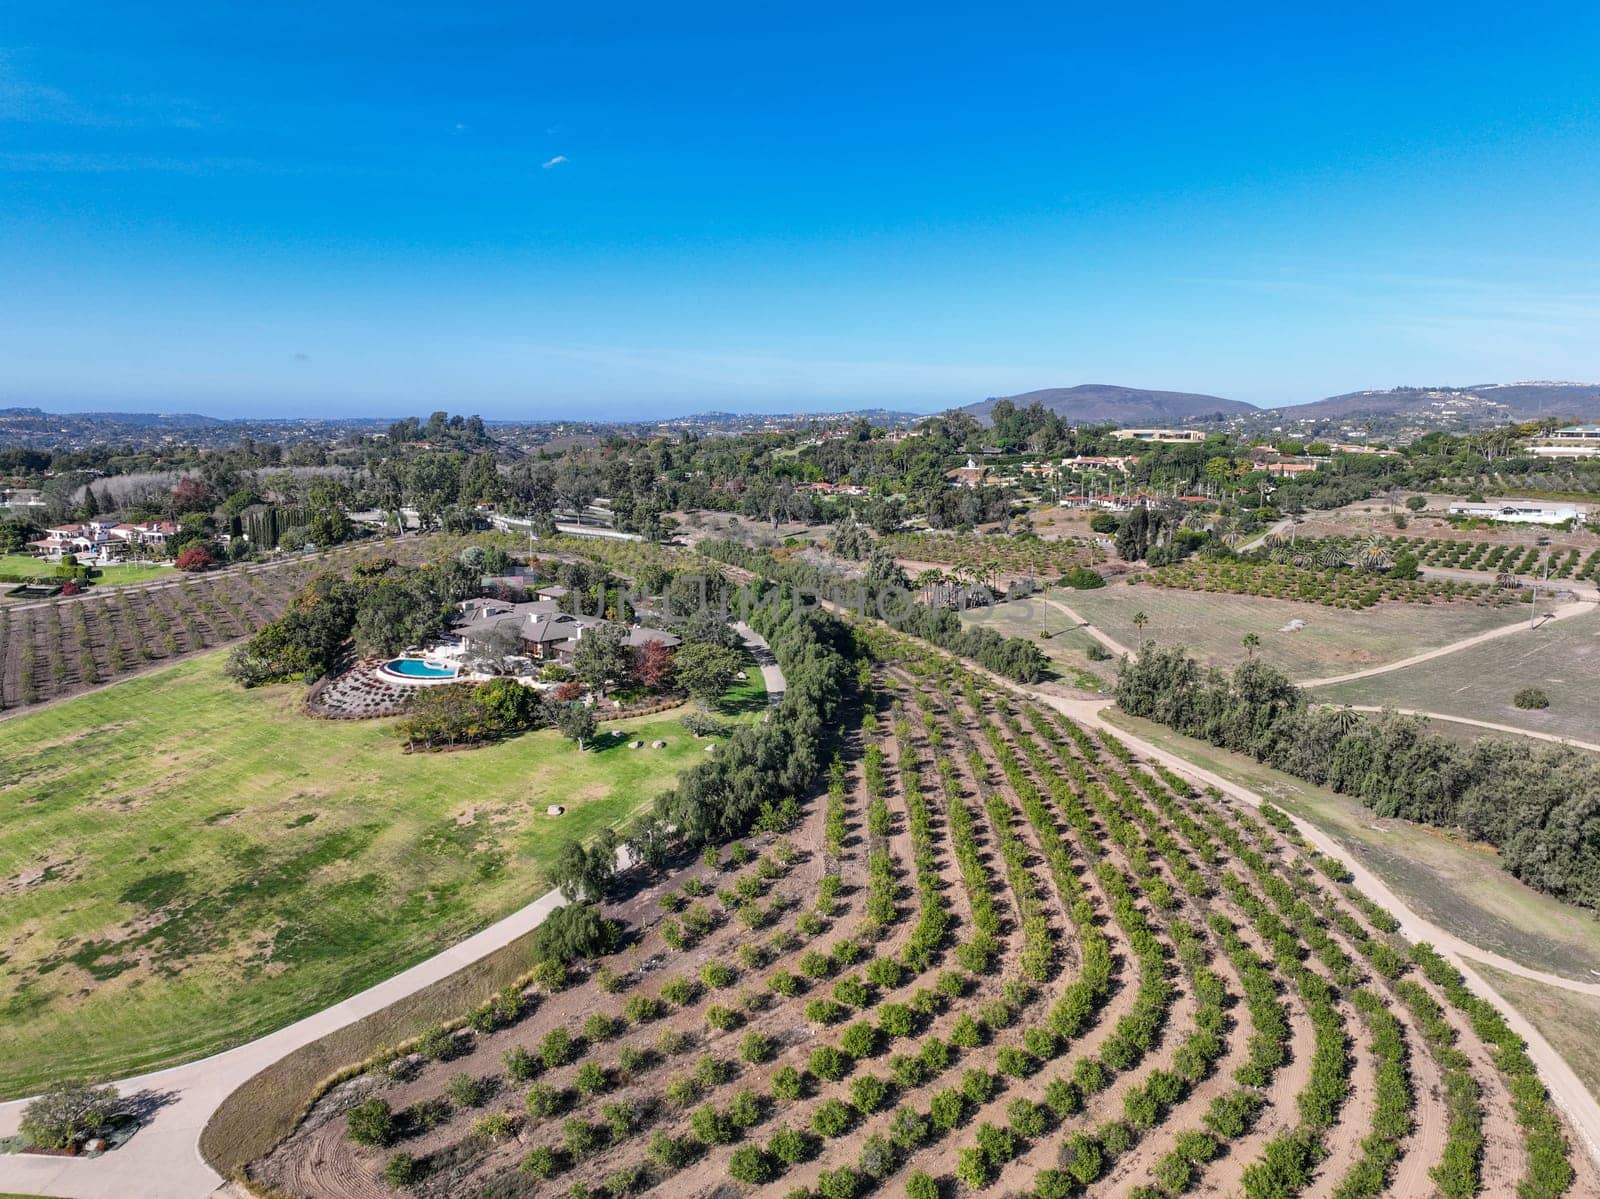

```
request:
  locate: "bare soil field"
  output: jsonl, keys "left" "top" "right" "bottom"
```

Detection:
{"left": 244, "top": 639, "right": 1597, "bottom": 1199}
{"left": 1313, "top": 606, "right": 1600, "bottom": 744}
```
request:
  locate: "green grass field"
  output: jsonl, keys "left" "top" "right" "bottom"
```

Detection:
{"left": 1056, "top": 581, "right": 1525, "bottom": 680}
{"left": 960, "top": 599, "right": 1110, "bottom": 690}
{"left": 1105, "top": 708, "right": 1600, "bottom": 981}
{"left": 1313, "top": 606, "right": 1600, "bottom": 744}
{"left": 0, "top": 553, "right": 176, "bottom": 589}
{"left": 0, "top": 652, "right": 733, "bottom": 1097}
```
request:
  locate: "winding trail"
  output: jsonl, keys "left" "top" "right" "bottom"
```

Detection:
{"left": 0, "top": 631, "right": 785, "bottom": 1199}
{"left": 1326, "top": 703, "right": 1600, "bottom": 754}
{"left": 1296, "top": 597, "right": 1592, "bottom": 688}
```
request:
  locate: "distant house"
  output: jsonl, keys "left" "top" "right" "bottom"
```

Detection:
{"left": 1263, "top": 461, "right": 1320, "bottom": 478}
{"left": 1110, "top": 428, "right": 1207, "bottom": 444}
{"left": 1060, "top": 455, "right": 1137, "bottom": 473}
{"left": 1447, "top": 501, "right": 1586, "bottom": 526}
{"left": 1528, "top": 425, "right": 1600, "bottom": 459}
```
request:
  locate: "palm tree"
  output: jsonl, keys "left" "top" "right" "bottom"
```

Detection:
{"left": 1132, "top": 610, "right": 1149, "bottom": 641}
{"left": 1242, "top": 633, "right": 1260, "bottom": 659}
{"left": 1354, "top": 536, "right": 1391, "bottom": 573}
{"left": 1330, "top": 706, "right": 1361, "bottom": 737}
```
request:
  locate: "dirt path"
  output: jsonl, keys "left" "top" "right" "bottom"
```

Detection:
{"left": 1040, "top": 596, "right": 1136, "bottom": 657}
{"left": 1328, "top": 703, "right": 1600, "bottom": 753}
{"left": 1296, "top": 598, "right": 1594, "bottom": 687}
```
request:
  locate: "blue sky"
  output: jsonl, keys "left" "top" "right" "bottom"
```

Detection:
{"left": 4, "top": 2, "right": 1600, "bottom": 419}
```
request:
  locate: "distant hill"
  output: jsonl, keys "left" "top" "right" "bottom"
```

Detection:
{"left": 1267, "top": 382, "right": 1600, "bottom": 422}
{"left": 961, "top": 385, "right": 1255, "bottom": 426}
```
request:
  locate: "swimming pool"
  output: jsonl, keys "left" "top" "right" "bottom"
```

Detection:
{"left": 379, "top": 657, "right": 460, "bottom": 681}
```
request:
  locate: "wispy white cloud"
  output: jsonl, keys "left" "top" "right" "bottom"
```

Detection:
{"left": 541, "top": 154, "right": 568, "bottom": 169}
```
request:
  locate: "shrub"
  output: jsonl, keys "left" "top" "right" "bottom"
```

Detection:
{"left": 706, "top": 1004, "right": 740, "bottom": 1031}
{"left": 524, "top": 1083, "right": 563, "bottom": 1118}
{"left": 800, "top": 950, "right": 834, "bottom": 978}
{"left": 384, "top": 1152, "right": 422, "bottom": 1186}
{"left": 840, "top": 1022, "right": 879, "bottom": 1059}
{"left": 961, "top": 1067, "right": 997, "bottom": 1105}
{"left": 727, "top": 1088, "right": 764, "bottom": 1130}
{"left": 534, "top": 1027, "right": 574, "bottom": 1069}
{"left": 729, "top": 1145, "right": 775, "bottom": 1184}
{"left": 689, "top": 1104, "right": 735, "bottom": 1146}
{"left": 860, "top": 1131, "right": 899, "bottom": 1181}
{"left": 660, "top": 976, "right": 701, "bottom": 1006}
{"left": 702, "top": 961, "right": 737, "bottom": 989}
{"left": 996, "top": 1046, "right": 1035, "bottom": 1078}
{"left": 878, "top": 1003, "right": 916, "bottom": 1038}
{"left": 574, "top": 1061, "right": 609, "bottom": 1096}
{"left": 1514, "top": 687, "right": 1550, "bottom": 709}
{"left": 769, "top": 1124, "right": 813, "bottom": 1165}
{"left": 950, "top": 1014, "right": 983, "bottom": 1048}
{"left": 806, "top": 998, "right": 848, "bottom": 1025}
{"left": 695, "top": 1054, "right": 735, "bottom": 1087}
{"left": 19, "top": 1082, "right": 122, "bottom": 1150}
{"left": 446, "top": 1073, "right": 490, "bottom": 1108}
{"left": 814, "top": 1097, "right": 853, "bottom": 1138}
{"left": 810, "top": 1044, "right": 849, "bottom": 1081}
{"left": 929, "top": 1089, "right": 965, "bottom": 1130}
{"left": 415, "top": 1026, "right": 456, "bottom": 1061}
{"left": 472, "top": 1112, "right": 517, "bottom": 1142}
{"left": 741, "top": 1031, "right": 775, "bottom": 1063}
{"left": 520, "top": 1145, "right": 559, "bottom": 1178}
{"left": 769, "top": 970, "right": 802, "bottom": 997}
{"left": 1059, "top": 566, "right": 1106, "bottom": 589}
{"left": 1007, "top": 1096, "right": 1048, "bottom": 1139}
{"left": 767, "top": 1064, "right": 803, "bottom": 1101}
{"left": 624, "top": 994, "right": 664, "bottom": 1023}
{"left": 833, "top": 975, "right": 871, "bottom": 1007}
{"left": 818, "top": 1167, "right": 862, "bottom": 1199}
{"left": 347, "top": 1098, "right": 396, "bottom": 1147}
{"left": 648, "top": 1129, "right": 699, "bottom": 1169}
{"left": 851, "top": 1072, "right": 890, "bottom": 1114}
{"left": 956, "top": 1146, "right": 992, "bottom": 1189}
{"left": 583, "top": 1012, "right": 620, "bottom": 1043}
{"left": 504, "top": 1045, "right": 538, "bottom": 1083}
{"left": 889, "top": 1104, "right": 931, "bottom": 1150}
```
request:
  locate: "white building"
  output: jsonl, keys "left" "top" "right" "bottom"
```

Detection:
{"left": 1527, "top": 424, "right": 1600, "bottom": 458}
{"left": 1447, "top": 501, "right": 1586, "bottom": 526}
{"left": 1110, "top": 428, "right": 1207, "bottom": 444}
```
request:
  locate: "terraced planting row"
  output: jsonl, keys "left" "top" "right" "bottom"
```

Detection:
{"left": 881, "top": 533, "right": 1096, "bottom": 579}
{"left": 1293, "top": 536, "right": 1598, "bottom": 582}
{"left": 1138, "top": 559, "right": 1524, "bottom": 611}
{"left": 0, "top": 540, "right": 432, "bottom": 710}
{"left": 246, "top": 636, "right": 1595, "bottom": 1199}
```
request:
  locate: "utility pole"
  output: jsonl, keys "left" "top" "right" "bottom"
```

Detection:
{"left": 1529, "top": 536, "right": 1551, "bottom": 630}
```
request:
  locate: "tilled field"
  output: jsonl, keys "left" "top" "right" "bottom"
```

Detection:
{"left": 248, "top": 640, "right": 1600, "bottom": 1199}
{"left": 0, "top": 539, "right": 433, "bottom": 711}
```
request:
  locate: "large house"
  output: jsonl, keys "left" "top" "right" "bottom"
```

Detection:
{"left": 1110, "top": 428, "right": 1207, "bottom": 444}
{"left": 1447, "top": 501, "right": 1586, "bottom": 526}
{"left": 27, "top": 519, "right": 177, "bottom": 564}
{"left": 454, "top": 597, "right": 681, "bottom": 667}
{"left": 1527, "top": 425, "right": 1600, "bottom": 459}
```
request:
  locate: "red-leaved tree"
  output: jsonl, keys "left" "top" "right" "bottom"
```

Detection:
{"left": 630, "top": 640, "right": 675, "bottom": 692}
{"left": 175, "top": 546, "right": 214, "bottom": 572}
{"left": 554, "top": 680, "right": 584, "bottom": 703}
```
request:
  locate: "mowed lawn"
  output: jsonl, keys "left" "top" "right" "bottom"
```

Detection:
{"left": 1313, "top": 606, "right": 1600, "bottom": 744}
{"left": 0, "top": 553, "right": 177, "bottom": 587}
{"left": 0, "top": 653, "right": 718, "bottom": 1097}
{"left": 1059, "top": 581, "right": 1525, "bottom": 680}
